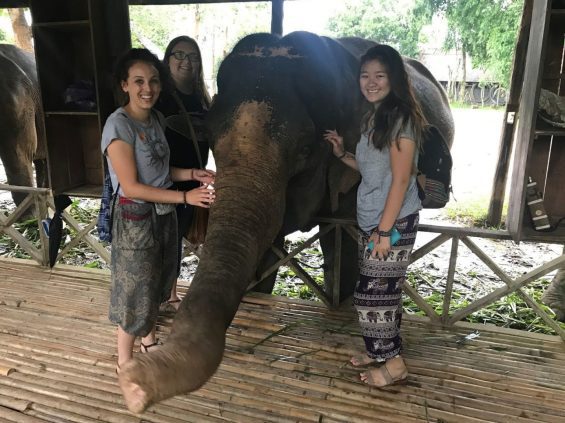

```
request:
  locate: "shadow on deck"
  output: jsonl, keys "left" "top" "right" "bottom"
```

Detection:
{"left": 0, "top": 258, "right": 564, "bottom": 422}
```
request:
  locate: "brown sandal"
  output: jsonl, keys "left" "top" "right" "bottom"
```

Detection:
{"left": 360, "top": 359, "right": 408, "bottom": 387}
{"left": 140, "top": 340, "right": 162, "bottom": 353}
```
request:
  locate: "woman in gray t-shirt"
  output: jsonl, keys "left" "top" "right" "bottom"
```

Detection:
{"left": 324, "top": 45, "right": 427, "bottom": 388}
{"left": 104, "top": 49, "right": 216, "bottom": 375}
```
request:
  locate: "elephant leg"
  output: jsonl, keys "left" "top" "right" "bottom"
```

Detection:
{"left": 253, "top": 234, "right": 285, "bottom": 293}
{"left": 1, "top": 143, "right": 35, "bottom": 208}
{"left": 542, "top": 265, "right": 565, "bottom": 322}
{"left": 319, "top": 222, "right": 359, "bottom": 307}
{"left": 34, "top": 158, "right": 48, "bottom": 188}
{"left": 0, "top": 89, "right": 38, "bottom": 208}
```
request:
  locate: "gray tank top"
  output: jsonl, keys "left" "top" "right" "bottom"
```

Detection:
{"left": 356, "top": 122, "right": 422, "bottom": 232}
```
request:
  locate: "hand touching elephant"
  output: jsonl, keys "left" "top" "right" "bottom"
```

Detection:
{"left": 0, "top": 44, "right": 47, "bottom": 206}
{"left": 117, "top": 31, "right": 454, "bottom": 413}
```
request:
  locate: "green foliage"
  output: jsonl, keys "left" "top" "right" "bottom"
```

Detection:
{"left": 0, "top": 214, "right": 39, "bottom": 260}
{"left": 129, "top": 6, "right": 179, "bottom": 52}
{"left": 327, "top": 0, "right": 426, "bottom": 58}
{"left": 442, "top": 197, "right": 507, "bottom": 229}
{"left": 404, "top": 276, "right": 565, "bottom": 334}
{"left": 416, "top": 0, "right": 524, "bottom": 87}
{"left": 0, "top": 10, "right": 11, "bottom": 42}
{"left": 327, "top": 0, "right": 523, "bottom": 88}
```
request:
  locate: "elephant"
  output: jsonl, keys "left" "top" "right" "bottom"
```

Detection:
{"left": 117, "top": 31, "right": 454, "bottom": 413}
{"left": 366, "top": 310, "right": 381, "bottom": 323}
{"left": 0, "top": 44, "right": 47, "bottom": 206}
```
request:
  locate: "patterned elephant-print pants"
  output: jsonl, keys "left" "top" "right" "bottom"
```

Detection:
{"left": 108, "top": 197, "right": 178, "bottom": 337}
{"left": 354, "top": 213, "right": 419, "bottom": 361}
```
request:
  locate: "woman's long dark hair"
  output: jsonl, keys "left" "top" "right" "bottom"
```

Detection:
{"left": 163, "top": 35, "right": 212, "bottom": 110}
{"left": 359, "top": 44, "right": 427, "bottom": 150}
{"left": 114, "top": 48, "right": 172, "bottom": 107}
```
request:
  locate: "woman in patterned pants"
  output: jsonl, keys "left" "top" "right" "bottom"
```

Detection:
{"left": 324, "top": 44, "right": 426, "bottom": 387}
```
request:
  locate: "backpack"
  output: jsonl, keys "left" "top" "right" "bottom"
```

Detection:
{"left": 96, "top": 158, "right": 119, "bottom": 242}
{"left": 416, "top": 126, "right": 453, "bottom": 208}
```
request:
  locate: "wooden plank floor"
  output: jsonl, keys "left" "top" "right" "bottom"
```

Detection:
{"left": 1, "top": 258, "right": 565, "bottom": 423}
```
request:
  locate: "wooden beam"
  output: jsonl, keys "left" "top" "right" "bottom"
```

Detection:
{"left": 271, "top": 0, "right": 283, "bottom": 36}
{"left": 486, "top": 0, "right": 533, "bottom": 226}
{"left": 506, "top": 0, "right": 551, "bottom": 242}
{"left": 129, "top": 0, "right": 270, "bottom": 4}
{"left": 0, "top": 1, "right": 29, "bottom": 7}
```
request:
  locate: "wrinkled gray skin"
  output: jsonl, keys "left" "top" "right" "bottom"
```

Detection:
{"left": 543, "top": 266, "right": 565, "bottom": 322}
{"left": 0, "top": 44, "right": 47, "bottom": 205}
{"left": 118, "top": 32, "right": 454, "bottom": 413}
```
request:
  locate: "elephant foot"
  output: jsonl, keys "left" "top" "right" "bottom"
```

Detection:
{"left": 119, "top": 375, "right": 149, "bottom": 414}
{"left": 116, "top": 339, "right": 224, "bottom": 414}
{"left": 118, "top": 358, "right": 153, "bottom": 414}
{"left": 542, "top": 270, "right": 565, "bottom": 322}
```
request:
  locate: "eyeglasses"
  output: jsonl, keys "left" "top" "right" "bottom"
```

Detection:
{"left": 171, "top": 51, "right": 200, "bottom": 63}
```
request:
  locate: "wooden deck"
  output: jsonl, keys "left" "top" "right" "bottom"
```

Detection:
{"left": 1, "top": 259, "right": 565, "bottom": 422}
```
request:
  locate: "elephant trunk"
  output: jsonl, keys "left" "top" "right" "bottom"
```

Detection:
{"left": 119, "top": 101, "right": 286, "bottom": 413}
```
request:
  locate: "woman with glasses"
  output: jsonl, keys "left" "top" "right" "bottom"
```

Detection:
{"left": 156, "top": 36, "right": 213, "bottom": 311}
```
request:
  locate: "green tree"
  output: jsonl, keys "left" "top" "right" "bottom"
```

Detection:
{"left": 327, "top": 0, "right": 426, "bottom": 58}
{"left": 327, "top": 0, "right": 523, "bottom": 88}
{"left": 415, "top": 0, "right": 524, "bottom": 87}
{"left": 0, "top": 10, "right": 11, "bottom": 42}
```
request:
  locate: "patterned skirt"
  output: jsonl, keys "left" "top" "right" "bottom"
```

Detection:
{"left": 108, "top": 198, "right": 178, "bottom": 337}
{"left": 354, "top": 213, "right": 419, "bottom": 361}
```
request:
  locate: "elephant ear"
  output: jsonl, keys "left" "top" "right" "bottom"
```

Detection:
{"left": 289, "top": 34, "right": 362, "bottom": 212}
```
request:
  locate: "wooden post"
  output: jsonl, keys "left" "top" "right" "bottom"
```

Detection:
{"left": 271, "top": 0, "right": 283, "bottom": 36}
{"left": 486, "top": 0, "right": 533, "bottom": 226}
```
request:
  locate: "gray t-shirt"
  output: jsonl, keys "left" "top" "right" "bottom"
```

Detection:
{"left": 356, "top": 121, "right": 422, "bottom": 232}
{"left": 101, "top": 107, "right": 172, "bottom": 200}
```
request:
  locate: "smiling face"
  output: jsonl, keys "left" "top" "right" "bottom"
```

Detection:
{"left": 121, "top": 61, "right": 161, "bottom": 115}
{"left": 359, "top": 59, "right": 390, "bottom": 104}
{"left": 168, "top": 40, "right": 200, "bottom": 88}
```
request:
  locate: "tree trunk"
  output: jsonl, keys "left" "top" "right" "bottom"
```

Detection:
{"left": 8, "top": 9, "right": 33, "bottom": 53}
{"left": 459, "top": 43, "right": 467, "bottom": 103}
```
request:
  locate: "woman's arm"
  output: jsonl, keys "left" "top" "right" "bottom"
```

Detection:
{"left": 170, "top": 167, "right": 215, "bottom": 184}
{"left": 370, "top": 137, "right": 416, "bottom": 258}
{"left": 107, "top": 140, "right": 214, "bottom": 207}
{"left": 323, "top": 130, "right": 359, "bottom": 171}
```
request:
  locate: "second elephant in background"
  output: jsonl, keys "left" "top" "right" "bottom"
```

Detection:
{"left": 156, "top": 35, "right": 213, "bottom": 311}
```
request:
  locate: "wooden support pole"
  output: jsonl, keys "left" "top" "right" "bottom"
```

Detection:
{"left": 271, "top": 0, "right": 283, "bottom": 36}
{"left": 332, "top": 224, "right": 342, "bottom": 308}
{"left": 487, "top": 0, "right": 533, "bottom": 226}
{"left": 441, "top": 237, "right": 459, "bottom": 323}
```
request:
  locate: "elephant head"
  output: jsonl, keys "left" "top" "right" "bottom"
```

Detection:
{"left": 0, "top": 44, "right": 48, "bottom": 206}
{"left": 118, "top": 32, "right": 454, "bottom": 413}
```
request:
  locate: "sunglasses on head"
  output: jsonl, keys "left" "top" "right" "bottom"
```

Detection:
{"left": 171, "top": 51, "right": 200, "bottom": 62}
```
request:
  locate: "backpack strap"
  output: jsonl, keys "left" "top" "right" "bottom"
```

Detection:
{"left": 171, "top": 90, "right": 204, "bottom": 169}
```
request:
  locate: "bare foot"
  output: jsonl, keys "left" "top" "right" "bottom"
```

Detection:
{"left": 350, "top": 353, "right": 377, "bottom": 367}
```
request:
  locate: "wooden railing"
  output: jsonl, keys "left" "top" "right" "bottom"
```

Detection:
{"left": 252, "top": 217, "right": 565, "bottom": 341}
{"left": 2, "top": 183, "right": 564, "bottom": 340}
